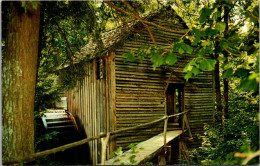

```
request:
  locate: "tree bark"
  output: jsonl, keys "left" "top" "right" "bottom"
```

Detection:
{"left": 223, "top": 6, "right": 229, "bottom": 120}
{"left": 2, "top": 2, "right": 41, "bottom": 162}
{"left": 214, "top": 2, "right": 223, "bottom": 122}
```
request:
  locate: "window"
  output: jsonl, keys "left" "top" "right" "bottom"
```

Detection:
{"left": 166, "top": 84, "right": 184, "bottom": 124}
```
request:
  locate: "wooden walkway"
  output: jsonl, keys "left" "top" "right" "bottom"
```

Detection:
{"left": 104, "top": 130, "right": 183, "bottom": 165}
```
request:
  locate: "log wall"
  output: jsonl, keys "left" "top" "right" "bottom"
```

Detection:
{"left": 67, "top": 56, "right": 116, "bottom": 165}
{"left": 114, "top": 16, "right": 214, "bottom": 149}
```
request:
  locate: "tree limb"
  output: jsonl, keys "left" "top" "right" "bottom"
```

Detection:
{"left": 224, "top": 48, "right": 241, "bottom": 56}
{"left": 121, "top": 0, "right": 157, "bottom": 46}
{"left": 54, "top": 20, "right": 76, "bottom": 68}
{"left": 104, "top": 1, "right": 187, "bottom": 34}
{"left": 234, "top": 150, "right": 260, "bottom": 165}
{"left": 249, "top": 12, "right": 259, "bottom": 20}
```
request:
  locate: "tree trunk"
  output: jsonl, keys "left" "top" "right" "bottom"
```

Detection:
{"left": 223, "top": 6, "right": 229, "bottom": 120}
{"left": 214, "top": 2, "right": 223, "bottom": 123}
{"left": 2, "top": 2, "right": 41, "bottom": 162}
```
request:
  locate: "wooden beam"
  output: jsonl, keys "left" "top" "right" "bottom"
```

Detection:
{"left": 163, "top": 117, "right": 168, "bottom": 147}
{"left": 101, "top": 133, "right": 110, "bottom": 165}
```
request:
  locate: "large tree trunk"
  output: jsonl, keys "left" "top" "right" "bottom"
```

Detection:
{"left": 2, "top": 2, "right": 40, "bottom": 162}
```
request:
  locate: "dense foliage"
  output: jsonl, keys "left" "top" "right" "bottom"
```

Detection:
{"left": 190, "top": 90, "right": 259, "bottom": 165}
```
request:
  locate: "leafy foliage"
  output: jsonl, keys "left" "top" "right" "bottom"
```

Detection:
{"left": 109, "top": 143, "right": 149, "bottom": 165}
{"left": 190, "top": 90, "right": 259, "bottom": 165}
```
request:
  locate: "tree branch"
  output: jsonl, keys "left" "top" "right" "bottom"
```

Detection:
{"left": 234, "top": 150, "right": 260, "bottom": 165}
{"left": 249, "top": 12, "right": 259, "bottom": 20}
{"left": 104, "top": 1, "right": 187, "bottom": 34}
{"left": 121, "top": 0, "right": 157, "bottom": 46}
{"left": 224, "top": 48, "right": 241, "bottom": 56}
{"left": 54, "top": 21, "right": 75, "bottom": 64}
{"left": 114, "top": 9, "right": 140, "bottom": 34}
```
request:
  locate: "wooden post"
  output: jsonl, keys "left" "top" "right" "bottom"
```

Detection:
{"left": 158, "top": 152, "right": 166, "bottom": 165}
{"left": 179, "top": 139, "right": 182, "bottom": 163}
{"left": 159, "top": 117, "right": 169, "bottom": 165}
{"left": 101, "top": 132, "right": 110, "bottom": 165}
{"left": 183, "top": 114, "right": 192, "bottom": 139}
{"left": 182, "top": 114, "right": 185, "bottom": 133}
{"left": 166, "top": 145, "right": 171, "bottom": 163}
{"left": 163, "top": 117, "right": 168, "bottom": 147}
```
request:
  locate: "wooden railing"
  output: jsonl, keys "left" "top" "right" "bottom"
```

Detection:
{"left": 3, "top": 111, "right": 192, "bottom": 165}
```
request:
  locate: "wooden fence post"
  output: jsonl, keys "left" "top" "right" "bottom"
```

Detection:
{"left": 101, "top": 132, "right": 110, "bottom": 165}
{"left": 159, "top": 117, "right": 169, "bottom": 165}
{"left": 183, "top": 114, "right": 192, "bottom": 139}
{"left": 163, "top": 117, "right": 168, "bottom": 147}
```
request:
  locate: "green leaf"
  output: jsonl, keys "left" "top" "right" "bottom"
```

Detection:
{"left": 207, "top": 59, "right": 217, "bottom": 70}
{"left": 218, "top": 57, "right": 226, "bottom": 62}
{"left": 221, "top": 62, "right": 232, "bottom": 70}
{"left": 181, "top": 43, "right": 193, "bottom": 54}
{"left": 123, "top": 51, "right": 135, "bottom": 62}
{"left": 199, "top": 59, "right": 216, "bottom": 71}
{"left": 199, "top": 7, "right": 214, "bottom": 23}
{"left": 234, "top": 68, "right": 249, "bottom": 77}
{"left": 184, "top": 61, "right": 194, "bottom": 72}
{"left": 165, "top": 53, "right": 178, "bottom": 65}
{"left": 150, "top": 53, "right": 164, "bottom": 70}
{"left": 129, "top": 155, "right": 137, "bottom": 163}
{"left": 205, "top": 28, "right": 218, "bottom": 36}
{"left": 191, "top": 28, "right": 202, "bottom": 46}
{"left": 191, "top": 67, "right": 200, "bottom": 75}
{"left": 127, "top": 143, "right": 138, "bottom": 148}
{"left": 178, "top": 47, "right": 185, "bottom": 54}
{"left": 215, "top": 22, "right": 226, "bottom": 33}
{"left": 184, "top": 71, "right": 192, "bottom": 81}
{"left": 222, "top": 68, "right": 233, "bottom": 79}
{"left": 239, "top": 73, "right": 259, "bottom": 91}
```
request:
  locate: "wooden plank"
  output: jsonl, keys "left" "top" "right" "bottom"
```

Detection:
{"left": 110, "top": 52, "right": 117, "bottom": 153}
{"left": 104, "top": 130, "right": 183, "bottom": 165}
{"left": 106, "top": 54, "right": 111, "bottom": 158}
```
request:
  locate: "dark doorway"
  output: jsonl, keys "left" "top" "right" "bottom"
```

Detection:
{"left": 166, "top": 84, "right": 184, "bottom": 124}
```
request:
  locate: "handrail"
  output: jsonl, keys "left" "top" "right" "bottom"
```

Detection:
{"left": 3, "top": 112, "right": 189, "bottom": 165}
{"left": 168, "top": 111, "right": 188, "bottom": 118}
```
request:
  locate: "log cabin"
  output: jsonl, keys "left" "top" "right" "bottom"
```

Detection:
{"left": 65, "top": 7, "right": 215, "bottom": 164}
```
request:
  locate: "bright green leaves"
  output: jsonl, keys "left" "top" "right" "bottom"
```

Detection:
{"left": 178, "top": 47, "right": 185, "bottom": 54}
{"left": 136, "top": 44, "right": 149, "bottom": 63}
{"left": 184, "top": 58, "right": 216, "bottom": 81}
{"left": 199, "top": 7, "right": 214, "bottom": 23}
{"left": 222, "top": 68, "right": 234, "bottom": 79}
{"left": 190, "top": 28, "right": 202, "bottom": 46}
{"left": 172, "top": 41, "right": 194, "bottom": 54}
{"left": 129, "top": 155, "right": 137, "bottom": 164}
{"left": 233, "top": 67, "right": 259, "bottom": 91}
{"left": 123, "top": 43, "right": 181, "bottom": 70}
{"left": 215, "top": 22, "right": 226, "bottom": 33}
{"left": 182, "top": 43, "right": 193, "bottom": 54}
{"left": 150, "top": 52, "right": 164, "bottom": 70}
{"left": 123, "top": 51, "right": 135, "bottom": 63}
{"left": 200, "top": 59, "right": 216, "bottom": 71}
{"left": 165, "top": 53, "right": 178, "bottom": 65}
{"left": 239, "top": 73, "right": 259, "bottom": 91}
